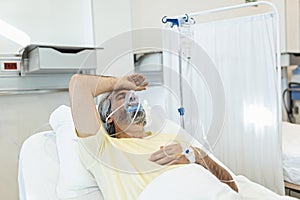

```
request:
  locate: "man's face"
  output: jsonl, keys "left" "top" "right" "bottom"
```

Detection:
{"left": 109, "top": 90, "right": 146, "bottom": 129}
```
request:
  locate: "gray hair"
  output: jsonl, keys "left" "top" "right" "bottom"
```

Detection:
{"left": 98, "top": 92, "right": 115, "bottom": 136}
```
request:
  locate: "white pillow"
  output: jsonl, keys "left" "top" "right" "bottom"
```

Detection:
{"left": 49, "top": 105, "right": 102, "bottom": 199}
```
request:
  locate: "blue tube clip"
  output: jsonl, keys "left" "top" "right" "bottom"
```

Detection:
{"left": 177, "top": 107, "right": 185, "bottom": 116}
{"left": 162, "top": 14, "right": 189, "bottom": 28}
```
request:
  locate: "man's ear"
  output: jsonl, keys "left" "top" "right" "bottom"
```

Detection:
{"left": 107, "top": 117, "right": 113, "bottom": 124}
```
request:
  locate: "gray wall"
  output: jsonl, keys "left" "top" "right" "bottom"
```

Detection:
{"left": 0, "top": 0, "right": 133, "bottom": 199}
{"left": 0, "top": 91, "right": 70, "bottom": 199}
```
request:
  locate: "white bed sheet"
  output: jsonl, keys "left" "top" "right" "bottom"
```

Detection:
{"left": 282, "top": 122, "right": 300, "bottom": 185}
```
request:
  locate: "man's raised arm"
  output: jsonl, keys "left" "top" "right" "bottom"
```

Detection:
{"left": 69, "top": 74, "right": 148, "bottom": 137}
{"left": 69, "top": 74, "right": 117, "bottom": 137}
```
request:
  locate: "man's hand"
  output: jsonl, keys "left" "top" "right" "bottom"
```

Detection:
{"left": 149, "top": 144, "right": 190, "bottom": 165}
{"left": 114, "top": 74, "right": 149, "bottom": 91}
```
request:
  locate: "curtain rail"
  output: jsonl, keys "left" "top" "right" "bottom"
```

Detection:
{"left": 172, "top": 1, "right": 277, "bottom": 18}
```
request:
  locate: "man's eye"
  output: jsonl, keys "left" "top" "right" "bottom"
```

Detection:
{"left": 118, "top": 94, "right": 126, "bottom": 100}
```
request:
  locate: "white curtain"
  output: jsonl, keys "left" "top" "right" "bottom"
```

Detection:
{"left": 162, "top": 13, "right": 284, "bottom": 194}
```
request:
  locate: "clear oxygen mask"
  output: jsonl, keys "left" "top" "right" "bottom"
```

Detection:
{"left": 124, "top": 90, "right": 144, "bottom": 113}
{"left": 105, "top": 90, "right": 146, "bottom": 136}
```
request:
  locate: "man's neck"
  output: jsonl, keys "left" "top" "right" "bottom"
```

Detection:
{"left": 116, "top": 124, "right": 147, "bottom": 138}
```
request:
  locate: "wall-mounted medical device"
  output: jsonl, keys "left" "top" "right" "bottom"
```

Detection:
{"left": 0, "top": 0, "right": 98, "bottom": 92}
{"left": 0, "top": 45, "right": 100, "bottom": 92}
{"left": 0, "top": 54, "right": 21, "bottom": 77}
{"left": 21, "top": 45, "right": 98, "bottom": 75}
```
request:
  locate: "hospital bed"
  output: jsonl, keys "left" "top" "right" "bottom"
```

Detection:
{"left": 282, "top": 122, "right": 300, "bottom": 194}
{"left": 18, "top": 105, "right": 296, "bottom": 200}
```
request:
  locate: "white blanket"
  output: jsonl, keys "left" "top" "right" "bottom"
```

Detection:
{"left": 235, "top": 176, "right": 296, "bottom": 200}
{"left": 138, "top": 164, "right": 296, "bottom": 200}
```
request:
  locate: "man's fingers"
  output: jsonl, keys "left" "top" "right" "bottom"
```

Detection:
{"left": 149, "top": 145, "right": 180, "bottom": 162}
{"left": 153, "top": 156, "right": 174, "bottom": 165}
{"left": 140, "top": 81, "right": 149, "bottom": 87}
{"left": 135, "top": 82, "right": 149, "bottom": 91}
{"left": 129, "top": 73, "right": 145, "bottom": 83}
{"left": 149, "top": 144, "right": 190, "bottom": 166}
{"left": 169, "top": 155, "right": 189, "bottom": 165}
{"left": 129, "top": 74, "right": 147, "bottom": 86}
{"left": 113, "top": 73, "right": 148, "bottom": 91}
{"left": 149, "top": 150, "right": 180, "bottom": 165}
{"left": 149, "top": 150, "right": 164, "bottom": 161}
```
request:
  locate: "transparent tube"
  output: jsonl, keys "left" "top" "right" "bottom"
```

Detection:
{"left": 108, "top": 90, "right": 145, "bottom": 137}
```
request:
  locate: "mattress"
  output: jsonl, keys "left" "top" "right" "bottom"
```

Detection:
{"left": 282, "top": 122, "right": 300, "bottom": 185}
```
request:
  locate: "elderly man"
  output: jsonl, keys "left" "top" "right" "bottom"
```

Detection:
{"left": 69, "top": 73, "right": 238, "bottom": 200}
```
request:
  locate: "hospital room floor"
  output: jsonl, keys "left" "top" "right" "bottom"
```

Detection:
{"left": 0, "top": 91, "right": 70, "bottom": 200}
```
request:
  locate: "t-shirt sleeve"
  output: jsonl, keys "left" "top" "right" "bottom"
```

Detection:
{"left": 77, "top": 127, "right": 107, "bottom": 169}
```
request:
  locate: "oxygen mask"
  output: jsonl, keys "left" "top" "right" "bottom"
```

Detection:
{"left": 124, "top": 90, "right": 143, "bottom": 113}
{"left": 105, "top": 90, "right": 146, "bottom": 126}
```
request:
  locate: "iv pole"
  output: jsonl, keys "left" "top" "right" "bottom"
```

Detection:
{"left": 162, "top": 0, "right": 282, "bottom": 193}
{"left": 162, "top": 14, "right": 195, "bottom": 129}
{"left": 164, "top": 1, "right": 281, "bottom": 133}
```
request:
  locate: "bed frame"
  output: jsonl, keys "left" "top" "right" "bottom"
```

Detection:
{"left": 285, "top": 181, "right": 300, "bottom": 196}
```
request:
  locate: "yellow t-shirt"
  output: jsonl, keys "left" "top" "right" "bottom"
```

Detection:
{"left": 78, "top": 126, "right": 190, "bottom": 200}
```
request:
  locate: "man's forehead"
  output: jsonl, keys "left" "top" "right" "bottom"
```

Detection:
{"left": 109, "top": 89, "right": 129, "bottom": 99}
